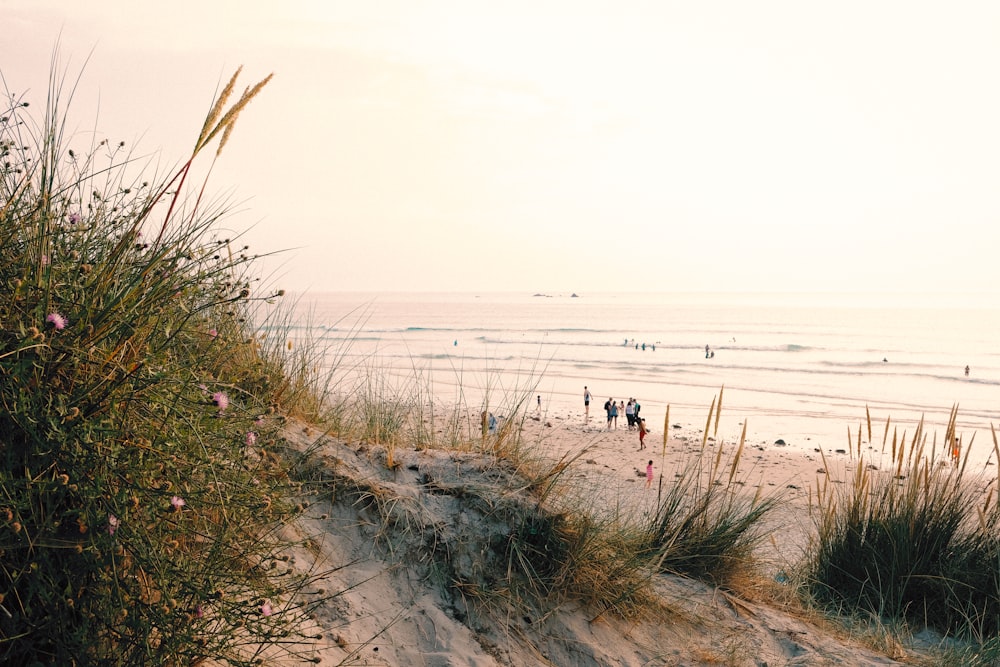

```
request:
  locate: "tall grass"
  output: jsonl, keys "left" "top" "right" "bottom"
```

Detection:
{"left": 804, "top": 408, "right": 1000, "bottom": 640}
{"left": 643, "top": 390, "right": 780, "bottom": 585}
{"left": 0, "top": 64, "right": 327, "bottom": 665}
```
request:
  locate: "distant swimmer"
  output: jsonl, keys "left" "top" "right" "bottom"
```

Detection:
{"left": 965, "top": 365, "right": 970, "bottom": 377}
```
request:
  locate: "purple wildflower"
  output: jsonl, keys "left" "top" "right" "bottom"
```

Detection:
{"left": 246, "top": 432, "right": 257, "bottom": 447}
{"left": 261, "top": 602, "right": 273, "bottom": 617}
{"left": 212, "top": 392, "right": 229, "bottom": 411}
{"left": 46, "top": 312, "right": 67, "bottom": 330}
{"left": 208, "top": 328, "right": 218, "bottom": 339}
{"left": 68, "top": 212, "right": 81, "bottom": 224}
{"left": 170, "top": 495, "right": 185, "bottom": 510}
{"left": 108, "top": 514, "right": 119, "bottom": 536}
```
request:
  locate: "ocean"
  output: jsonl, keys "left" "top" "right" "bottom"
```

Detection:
{"left": 278, "top": 291, "right": 1000, "bottom": 459}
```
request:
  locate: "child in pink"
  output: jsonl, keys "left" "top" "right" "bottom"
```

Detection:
{"left": 646, "top": 460, "right": 653, "bottom": 488}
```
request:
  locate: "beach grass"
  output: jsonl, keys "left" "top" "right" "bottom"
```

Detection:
{"left": 643, "top": 393, "right": 780, "bottom": 586}
{"left": 0, "top": 65, "right": 333, "bottom": 665}
{"left": 803, "top": 407, "right": 1000, "bottom": 644}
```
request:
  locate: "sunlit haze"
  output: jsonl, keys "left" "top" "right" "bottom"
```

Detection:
{"left": 5, "top": 1, "right": 1000, "bottom": 298}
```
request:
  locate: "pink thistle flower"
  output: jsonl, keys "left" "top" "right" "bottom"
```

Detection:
{"left": 208, "top": 328, "right": 218, "bottom": 339}
{"left": 170, "top": 495, "right": 186, "bottom": 510}
{"left": 68, "top": 212, "right": 81, "bottom": 224}
{"left": 212, "top": 392, "right": 229, "bottom": 411}
{"left": 40, "top": 254, "right": 49, "bottom": 266}
{"left": 245, "top": 432, "right": 257, "bottom": 446}
{"left": 194, "top": 605, "right": 204, "bottom": 618}
{"left": 261, "top": 602, "right": 273, "bottom": 617}
{"left": 108, "top": 514, "right": 119, "bottom": 536}
{"left": 46, "top": 312, "right": 67, "bottom": 330}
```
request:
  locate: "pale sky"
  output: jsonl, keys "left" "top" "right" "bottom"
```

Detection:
{"left": 5, "top": 1, "right": 1000, "bottom": 296}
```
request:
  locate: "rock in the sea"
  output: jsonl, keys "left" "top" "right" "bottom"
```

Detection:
{"left": 774, "top": 439, "right": 786, "bottom": 446}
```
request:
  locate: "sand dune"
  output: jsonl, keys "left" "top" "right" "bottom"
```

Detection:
{"left": 259, "top": 407, "right": 948, "bottom": 666}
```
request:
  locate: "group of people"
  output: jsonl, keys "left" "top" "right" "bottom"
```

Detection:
{"left": 600, "top": 397, "right": 643, "bottom": 430}
{"left": 583, "top": 387, "right": 650, "bottom": 449}
{"left": 583, "top": 387, "right": 653, "bottom": 482}
{"left": 624, "top": 338, "right": 656, "bottom": 351}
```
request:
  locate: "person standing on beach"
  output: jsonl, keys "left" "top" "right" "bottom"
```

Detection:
{"left": 633, "top": 399, "right": 641, "bottom": 422}
{"left": 604, "top": 398, "right": 613, "bottom": 429}
{"left": 646, "top": 460, "right": 654, "bottom": 488}
{"left": 610, "top": 400, "right": 619, "bottom": 429}
{"left": 584, "top": 386, "right": 592, "bottom": 421}
{"left": 638, "top": 418, "right": 648, "bottom": 450}
{"left": 625, "top": 399, "right": 635, "bottom": 430}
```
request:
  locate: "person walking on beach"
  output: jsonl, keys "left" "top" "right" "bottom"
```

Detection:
{"left": 604, "top": 398, "right": 613, "bottom": 428}
{"left": 537, "top": 395, "right": 541, "bottom": 412}
{"left": 584, "top": 386, "right": 592, "bottom": 421}
{"left": 638, "top": 418, "right": 648, "bottom": 450}
{"left": 646, "top": 460, "right": 654, "bottom": 488}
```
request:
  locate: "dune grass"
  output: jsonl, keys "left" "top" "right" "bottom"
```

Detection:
{"left": 803, "top": 407, "right": 1000, "bottom": 643}
{"left": 0, "top": 64, "right": 334, "bottom": 665}
{"left": 643, "top": 390, "right": 780, "bottom": 586}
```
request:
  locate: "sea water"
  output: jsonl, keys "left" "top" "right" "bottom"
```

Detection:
{"left": 277, "top": 291, "right": 1000, "bottom": 458}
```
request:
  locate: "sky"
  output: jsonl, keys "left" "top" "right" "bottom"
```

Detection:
{"left": 4, "top": 1, "right": 1000, "bottom": 297}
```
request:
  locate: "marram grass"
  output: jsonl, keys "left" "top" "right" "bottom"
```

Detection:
{"left": 804, "top": 407, "right": 1000, "bottom": 641}
{"left": 0, "top": 64, "right": 331, "bottom": 665}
